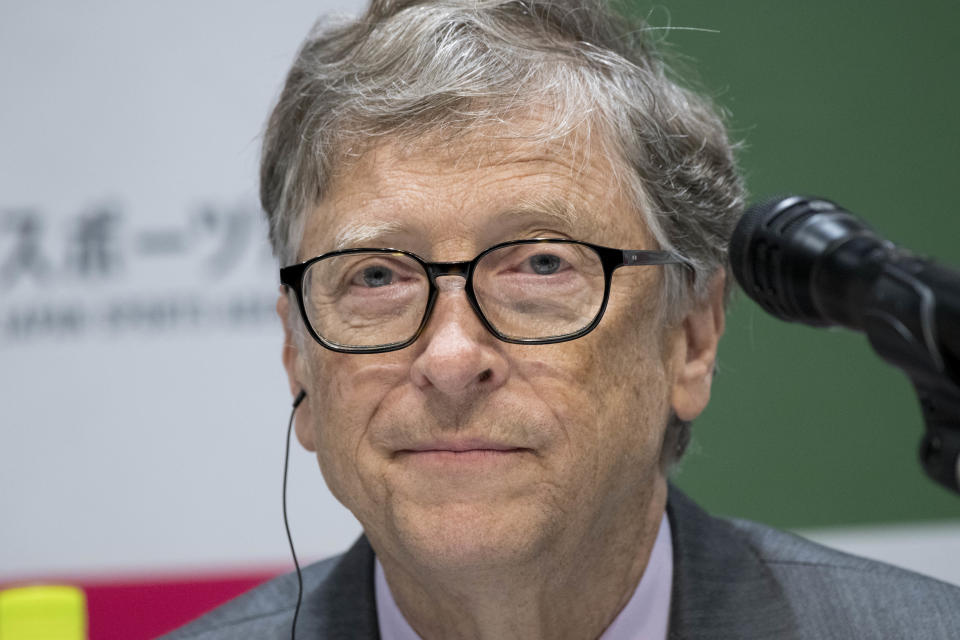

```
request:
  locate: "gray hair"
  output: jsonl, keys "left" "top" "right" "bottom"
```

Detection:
{"left": 261, "top": 0, "right": 745, "bottom": 464}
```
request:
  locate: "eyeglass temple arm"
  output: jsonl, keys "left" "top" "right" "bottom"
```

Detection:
{"left": 619, "top": 250, "right": 693, "bottom": 270}
{"left": 279, "top": 263, "right": 304, "bottom": 288}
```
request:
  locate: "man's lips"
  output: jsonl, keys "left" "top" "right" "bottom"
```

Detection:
{"left": 394, "top": 440, "right": 533, "bottom": 469}
{"left": 398, "top": 439, "right": 526, "bottom": 453}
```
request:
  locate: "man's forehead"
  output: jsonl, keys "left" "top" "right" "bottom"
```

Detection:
{"left": 302, "top": 123, "right": 645, "bottom": 255}
{"left": 336, "top": 132, "right": 592, "bottom": 181}
{"left": 328, "top": 107, "right": 620, "bottom": 183}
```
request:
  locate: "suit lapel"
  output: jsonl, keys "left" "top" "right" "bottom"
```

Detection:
{"left": 299, "top": 535, "right": 381, "bottom": 640}
{"left": 667, "top": 486, "right": 800, "bottom": 639}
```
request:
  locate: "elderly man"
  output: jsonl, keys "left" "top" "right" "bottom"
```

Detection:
{"left": 167, "top": 0, "right": 960, "bottom": 638}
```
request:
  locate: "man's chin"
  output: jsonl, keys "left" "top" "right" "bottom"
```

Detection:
{"left": 378, "top": 498, "right": 558, "bottom": 574}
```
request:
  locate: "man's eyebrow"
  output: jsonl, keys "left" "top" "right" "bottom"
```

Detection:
{"left": 333, "top": 220, "right": 405, "bottom": 250}
{"left": 503, "top": 197, "right": 580, "bottom": 228}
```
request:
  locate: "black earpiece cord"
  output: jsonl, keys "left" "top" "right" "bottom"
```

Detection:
{"left": 284, "top": 390, "right": 307, "bottom": 640}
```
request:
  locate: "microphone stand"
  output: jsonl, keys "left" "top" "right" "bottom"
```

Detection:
{"left": 856, "top": 253, "right": 960, "bottom": 494}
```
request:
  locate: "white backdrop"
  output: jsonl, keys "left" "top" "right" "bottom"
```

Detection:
{"left": 0, "top": 0, "right": 365, "bottom": 579}
{"left": 2, "top": 1, "right": 958, "bottom": 587}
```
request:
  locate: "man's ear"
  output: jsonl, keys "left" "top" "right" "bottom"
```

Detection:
{"left": 277, "top": 292, "right": 317, "bottom": 452}
{"left": 670, "top": 271, "right": 726, "bottom": 422}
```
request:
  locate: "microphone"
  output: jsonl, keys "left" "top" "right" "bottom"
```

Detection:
{"left": 729, "top": 195, "right": 960, "bottom": 387}
{"left": 730, "top": 195, "right": 960, "bottom": 493}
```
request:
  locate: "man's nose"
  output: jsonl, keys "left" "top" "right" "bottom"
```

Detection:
{"left": 410, "top": 277, "right": 509, "bottom": 395}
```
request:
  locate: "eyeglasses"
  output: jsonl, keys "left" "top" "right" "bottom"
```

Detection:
{"left": 280, "top": 238, "right": 689, "bottom": 354}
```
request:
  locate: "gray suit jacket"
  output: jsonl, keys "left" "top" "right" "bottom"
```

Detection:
{"left": 163, "top": 487, "right": 960, "bottom": 639}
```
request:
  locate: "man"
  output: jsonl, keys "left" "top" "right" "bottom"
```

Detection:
{"left": 166, "top": 0, "right": 960, "bottom": 638}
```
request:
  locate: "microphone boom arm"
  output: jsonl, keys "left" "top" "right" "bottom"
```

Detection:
{"left": 858, "top": 253, "right": 960, "bottom": 494}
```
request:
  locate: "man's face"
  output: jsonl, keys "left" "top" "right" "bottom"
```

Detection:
{"left": 279, "top": 125, "right": 720, "bottom": 574}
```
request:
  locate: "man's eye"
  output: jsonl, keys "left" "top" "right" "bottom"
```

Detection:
{"left": 358, "top": 265, "right": 394, "bottom": 287}
{"left": 527, "top": 254, "right": 563, "bottom": 275}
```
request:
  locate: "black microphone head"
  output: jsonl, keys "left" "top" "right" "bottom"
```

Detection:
{"left": 730, "top": 195, "right": 879, "bottom": 326}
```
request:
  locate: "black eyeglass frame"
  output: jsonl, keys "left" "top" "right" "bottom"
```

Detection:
{"left": 279, "top": 238, "right": 690, "bottom": 354}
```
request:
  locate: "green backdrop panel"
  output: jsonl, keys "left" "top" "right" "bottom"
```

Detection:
{"left": 627, "top": 1, "right": 960, "bottom": 528}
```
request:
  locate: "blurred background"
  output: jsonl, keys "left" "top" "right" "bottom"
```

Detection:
{"left": 1, "top": 0, "right": 958, "bottom": 637}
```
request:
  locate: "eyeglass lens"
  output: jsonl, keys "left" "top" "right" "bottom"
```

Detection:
{"left": 301, "top": 242, "right": 606, "bottom": 349}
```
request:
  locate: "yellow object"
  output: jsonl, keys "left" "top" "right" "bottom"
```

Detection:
{"left": 0, "top": 585, "right": 87, "bottom": 640}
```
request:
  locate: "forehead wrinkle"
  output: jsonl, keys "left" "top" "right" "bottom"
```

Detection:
{"left": 333, "top": 220, "right": 406, "bottom": 250}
